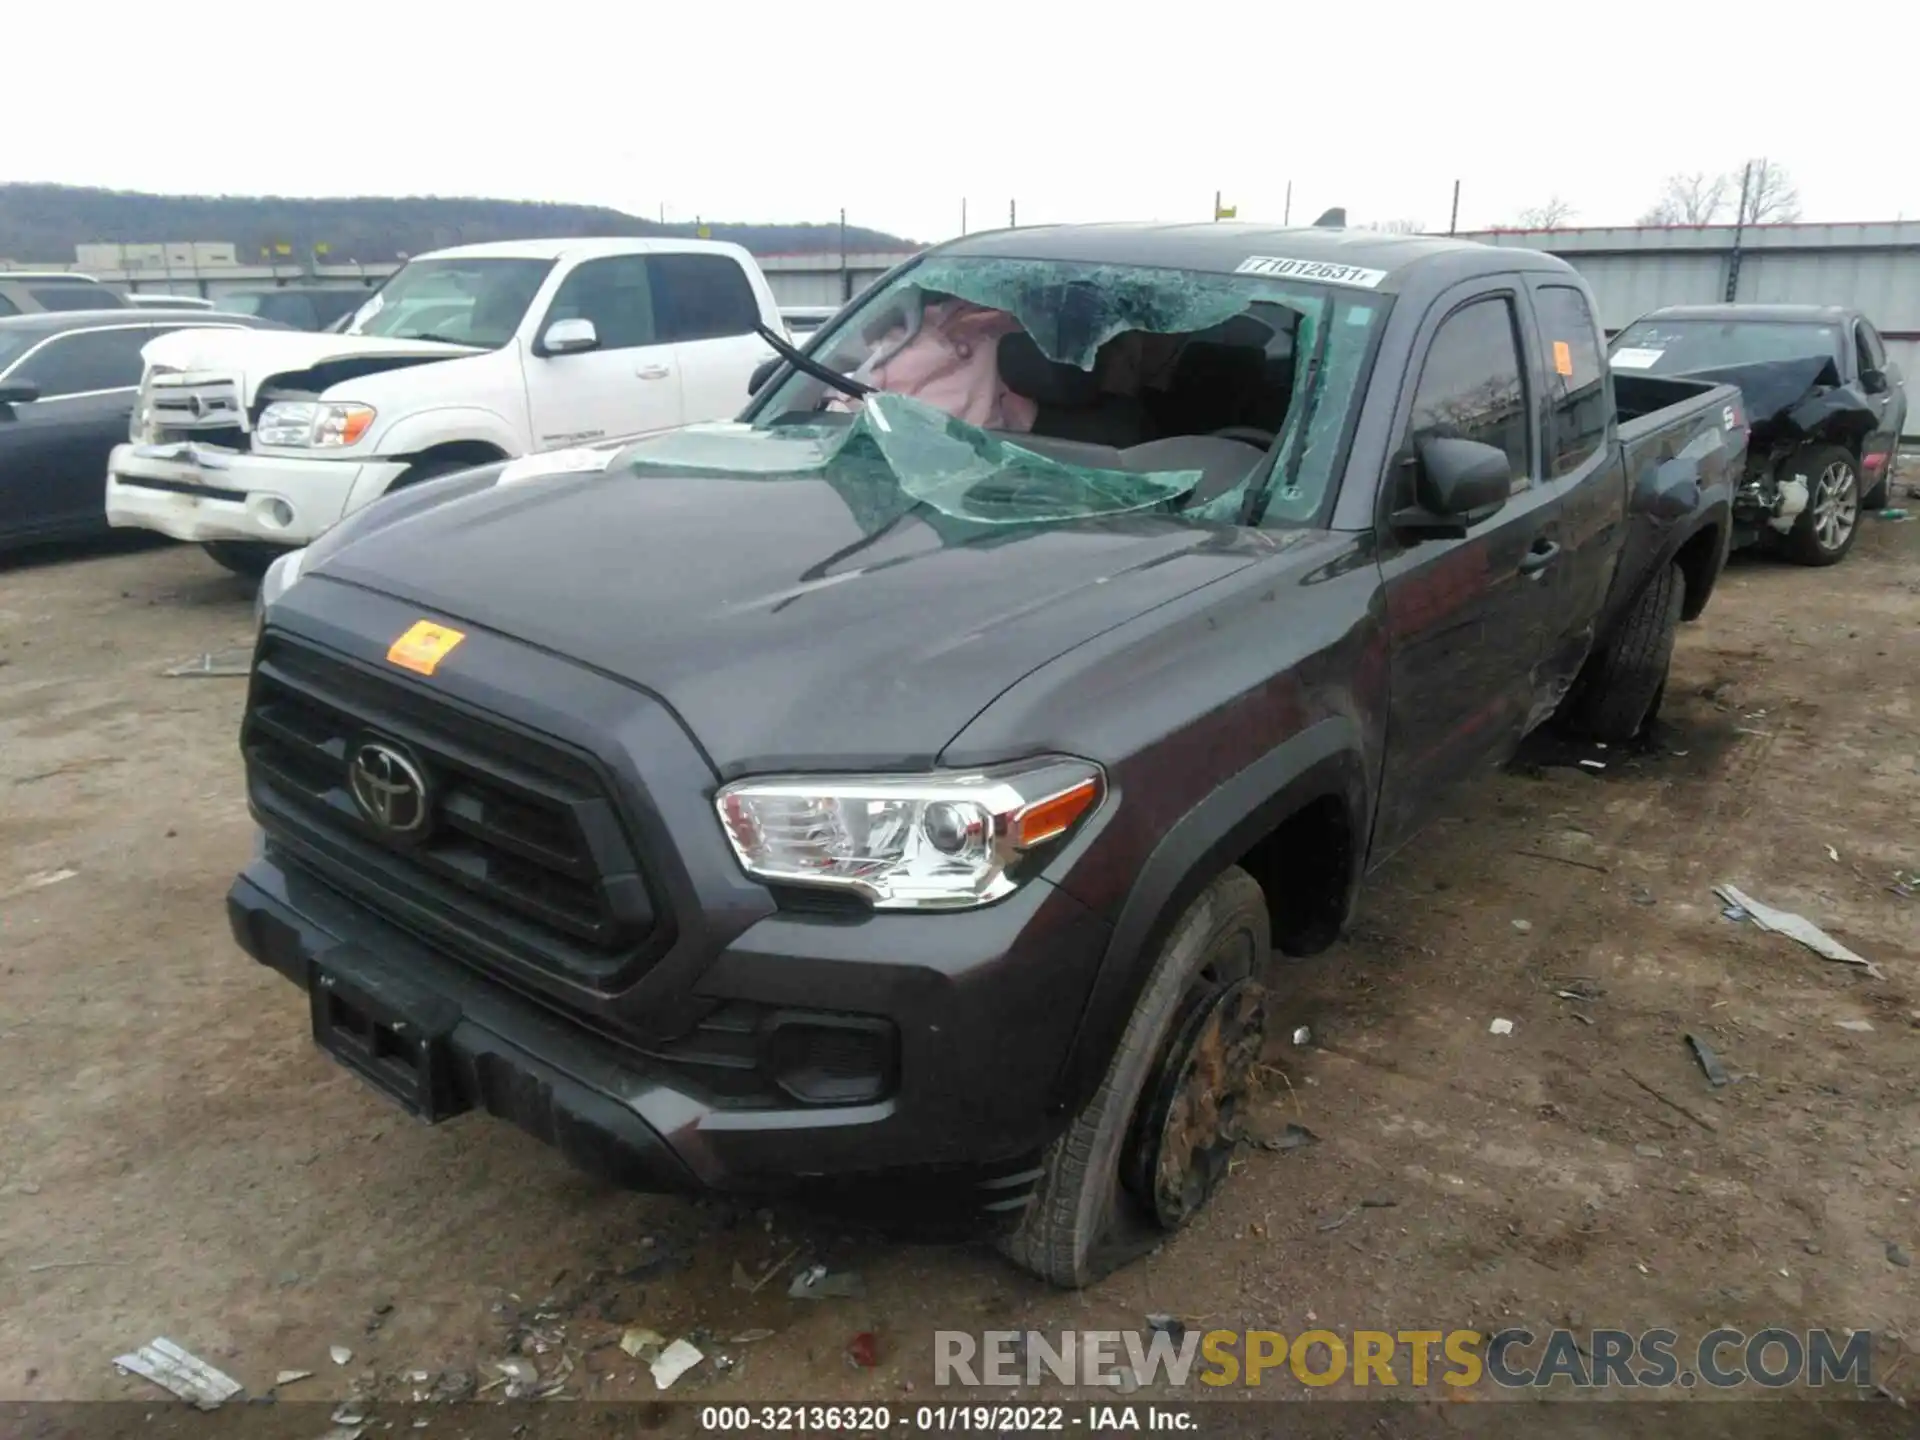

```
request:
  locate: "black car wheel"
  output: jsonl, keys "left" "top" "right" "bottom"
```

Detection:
{"left": 1000, "top": 866, "right": 1271, "bottom": 1288}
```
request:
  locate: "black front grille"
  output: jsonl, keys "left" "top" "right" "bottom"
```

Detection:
{"left": 244, "top": 636, "right": 662, "bottom": 984}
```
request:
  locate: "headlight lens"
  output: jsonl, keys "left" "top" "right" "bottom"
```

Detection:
{"left": 255, "top": 401, "right": 376, "bottom": 448}
{"left": 715, "top": 760, "right": 1103, "bottom": 910}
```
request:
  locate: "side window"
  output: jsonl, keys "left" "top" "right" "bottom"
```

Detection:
{"left": 1404, "top": 296, "right": 1531, "bottom": 496}
{"left": 0, "top": 291, "right": 18, "bottom": 317}
{"left": 543, "top": 256, "right": 657, "bottom": 351}
{"left": 1533, "top": 285, "right": 1608, "bottom": 477}
{"left": 12, "top": 328, "right": 152, "bottom": 398}
{"left": 1856, "top": 321, "right": 1887, "bottom": 373}
{"left": 649, "top": 253, "right": 760, "bottom": 342}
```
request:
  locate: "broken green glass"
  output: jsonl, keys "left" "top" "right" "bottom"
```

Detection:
{"left": 620, "top": 392, "right": 1202, "bottom": 527}
{"left": 909, "top": 258, "right": 1257, "bottom": 370}
{"left": 1259, "top": 300, "right": 1381, "bottom": 526}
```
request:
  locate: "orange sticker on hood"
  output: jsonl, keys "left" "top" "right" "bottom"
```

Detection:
{"left": 386, "top": 620, "right": 466, "bottom": 676}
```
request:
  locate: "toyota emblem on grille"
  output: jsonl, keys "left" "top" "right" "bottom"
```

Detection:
{"left": 348, "top": 741, "right": 430, "bottom": 835}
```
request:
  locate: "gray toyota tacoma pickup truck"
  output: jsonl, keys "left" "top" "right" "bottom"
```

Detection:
{"left": 234, "top": 223, "right": 1744, "bottom": 1286}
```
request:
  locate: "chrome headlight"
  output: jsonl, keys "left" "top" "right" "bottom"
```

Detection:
{"left": 255, "top": 401, "right": 376, "bottom": 448}
{"left": 715, "top": 759, "right": 1103, "bottom": 910}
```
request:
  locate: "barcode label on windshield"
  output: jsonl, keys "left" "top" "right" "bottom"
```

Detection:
{"left": 1235, "top": 255, "right": 1389, "bottom": 288}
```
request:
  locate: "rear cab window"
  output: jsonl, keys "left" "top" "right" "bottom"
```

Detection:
{"left": 649, "top": 253, "right": 761, "bottom": 341}
{"left": 1531, "top": 285, "right": 1608, "bottom": 476}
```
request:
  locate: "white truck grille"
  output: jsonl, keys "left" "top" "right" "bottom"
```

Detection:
{"left": 136, "top": 366, "right": 248, "bottom": 447}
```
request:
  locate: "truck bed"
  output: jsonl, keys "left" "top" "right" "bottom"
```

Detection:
{"left": 1599, "top": 369, "right": 1745, "bottom": 633}
{"left": 1613, "top": 371, "right": 1730, "bottom": 439}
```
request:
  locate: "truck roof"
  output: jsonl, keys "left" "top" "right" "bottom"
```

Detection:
{"left": 413, "top": 236, "right": 757, "bottom": 264}
{"left": 1638, "top": 303, "right": 1855, "bottom": 325}
{"left": 933, "top": 222, "right": 1573, "bottom": 291}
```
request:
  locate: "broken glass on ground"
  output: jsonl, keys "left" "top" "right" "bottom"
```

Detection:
{"left": 165, "top": 646, "right": 253, "bottom": 678}
{"left": 1712, "top": 883, "right": 1883, "bottom": 978}
{"left": 113, "top": 1337, "right": 244, "bottom": 1409}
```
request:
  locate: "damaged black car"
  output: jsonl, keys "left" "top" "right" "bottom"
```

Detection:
{"left": 1609, "top": 303, "right": 1907, "bottom": 565}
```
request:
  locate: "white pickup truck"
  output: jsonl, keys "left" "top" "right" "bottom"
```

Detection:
{"left": 106, "top": 237, "right": 784, "bottom": 575}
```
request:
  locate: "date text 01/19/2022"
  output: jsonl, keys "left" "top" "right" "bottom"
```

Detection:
{"left": 698, "top": 1404, "right": 1199, "bottom": 1431}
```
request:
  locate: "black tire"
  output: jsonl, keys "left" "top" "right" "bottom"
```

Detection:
{"left": 1000, "top": 866, "right": 1270, "bottom": 1289}
{"left": 201, "top": 539, "right": 294, "bottom": 580}
{"left": 1560, "top": 562, "right": 1685, "bottom": 743}
{"left": 1782, "top": 444, "right": 1863, "bottom": 566}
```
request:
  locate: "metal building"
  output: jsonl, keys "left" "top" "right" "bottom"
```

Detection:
{"left": 1460, "top": 222, "right": 1919, "bottom": 437}
{"left": 756, "top": 251, "right": 920, "bottom": 308}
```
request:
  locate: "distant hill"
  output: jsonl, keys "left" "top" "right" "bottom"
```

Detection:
{"left": 0, "top": 184, "right": 917, "bottom": 266}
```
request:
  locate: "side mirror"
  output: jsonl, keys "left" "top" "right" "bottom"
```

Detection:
{"left": 0, "top": 381, "right": 39, "bottom": 405}
{"left": 1393, "top": 437, "right": 1512, "bottom": 538}
{"left": 747, "top": 356, "right": 781, "bottom": 396}
{"left": 1861, "top": 367, "right": 1889, "bottom": 395}
{"left": 539, "top": 317, "right": 599, "bottom": 356}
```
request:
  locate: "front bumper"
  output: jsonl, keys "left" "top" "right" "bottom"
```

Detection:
{"left": 106, "top": 442, "right": 407, "bottom": 545}
{"left": 229, "top": 840, "right": 1110, "bottom": 1215}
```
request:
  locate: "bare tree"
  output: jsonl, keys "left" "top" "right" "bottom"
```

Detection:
{"left": 1363, "top": 217, "right": 1427, "bottom": 234}
{"left": 1638, "top": 171, "right": 1730, "bottom": 226}
{"left": 1514, "top": 196, "right": 1577, "bottom": 229}
{"left": 1734, "top": 158, "right": 1802, "bottom": 224}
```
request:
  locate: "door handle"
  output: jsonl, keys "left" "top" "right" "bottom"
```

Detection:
{"left": 1518, "top": 539, "right": 1561, "bottom": 576}
{"left": 636, "top": 365, "right": 672, "bottom": 380}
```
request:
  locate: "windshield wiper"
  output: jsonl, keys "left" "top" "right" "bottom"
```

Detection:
{"left": 755, "top": 322, "right": 873, "bottom": 400}
{"left": 406, "top": 332, "right": 481, "bottom": 347}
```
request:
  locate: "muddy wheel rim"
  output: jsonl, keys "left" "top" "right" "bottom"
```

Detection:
{"left": 1125, "top": 978, "right": 1267, "bottom": 1230}
{"left": 1812, "top": 462, "right": 1858, "bottom": 551}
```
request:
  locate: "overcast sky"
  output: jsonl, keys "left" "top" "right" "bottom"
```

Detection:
{"left": 15, "top": 1, "right": 1920, "bottom": 243}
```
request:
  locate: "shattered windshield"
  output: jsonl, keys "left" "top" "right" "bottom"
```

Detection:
{"left": 1610, "top": 319, "right": 1839, "bottom": 375}
{"left": 345, "top": 257, "right": 555, "bottom": 348}
{"left": 630, "top": 255, "right": 1387, "bottom": 530}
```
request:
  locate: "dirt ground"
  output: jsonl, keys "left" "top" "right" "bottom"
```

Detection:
{"left": 3, "top": 505, "right": 1918, "bottom": 1418}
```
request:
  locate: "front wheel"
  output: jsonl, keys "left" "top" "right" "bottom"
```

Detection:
{"left": 1782, "top": 445, "right": 1862, "bottom": 566}
{"left": 202, "top": 539, "right": 295, "bottom": 580}
{"left": 1000, "top": 867, "right": 1271, "bottom": 1288}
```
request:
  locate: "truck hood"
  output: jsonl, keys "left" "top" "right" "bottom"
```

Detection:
{"left": 312, "top": 462, "right": 1269, "bottom": 774}
{"left": 141, "top": 327, "right": 480, "bottom": 407}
